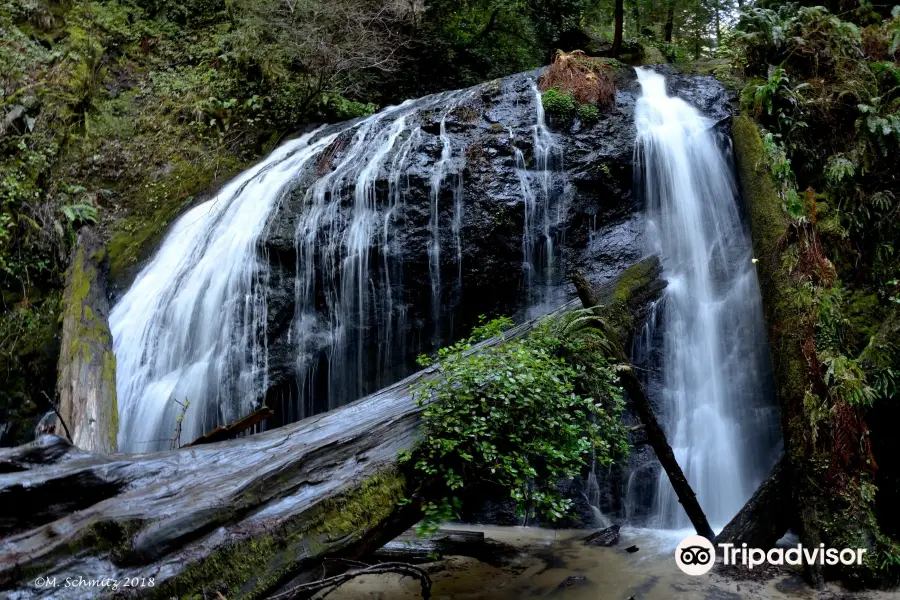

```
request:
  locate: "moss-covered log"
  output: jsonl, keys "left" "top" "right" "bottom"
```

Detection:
{"left": 731, "top": 115, "right": 824, "bottom": 587}
{"left": 0, "top": 257, "right": 665, "bottom": 599}
{"left": 55, "top": 226, "right": 118, "bottom": 454}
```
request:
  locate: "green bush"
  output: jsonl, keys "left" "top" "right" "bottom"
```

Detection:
{"left": 541, "top": 88, "right": 576, "bottom": 122}
{"left": 578, "top": 103, "right": 600, "bottom": 124}
{"left": 402, "top": 312, "right": 627, "bottom": 535}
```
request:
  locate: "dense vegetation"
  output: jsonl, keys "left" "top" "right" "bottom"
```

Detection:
{"left": 403, "top": 312, "right": 629, "bottom": 534}
{"left": 722, "top": 1, "right": 900, "bottom": 584}
{"left": 0, "top": 0, "right": 632, "bottom": 445}
{"left": 3, "top": 0, "right": 900, "bottom": 590}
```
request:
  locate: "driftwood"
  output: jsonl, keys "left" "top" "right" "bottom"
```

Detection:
{"left": 184, "top": 406, "right": 275, "bottom": 447}
{"left": 715, "top": 455, "right": 791, "bottom": 548}
{"left": 572, "top": 268, "right": 716, "bottom": 542}
{"left": 583, "top": 524, "right": 620, "bottom": 547}
{"left": 268, "top": 562, "right": 432, "bottom": 600}
{"left": 370, "top": 528, "right": 511, "bottom": 565}
{"left": 55, "top": 226, "right": 118, "bottom": 453}
{"left": 0, "top": 257, "right": 664, "bottom": 599}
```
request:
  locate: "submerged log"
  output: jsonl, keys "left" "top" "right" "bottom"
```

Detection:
{"left": 715, "top": 455, "right": 790, "bottom": 548}
{"left": 55, "top": 226, "right": 118, "bottom": 454}
{"left": 0, "top": 258, "right": 664, "bottom": 599}
{"left": 370, "top": 528, "right": 509, "bottom": 565}
{"left": 572, "top": 267, "right": 716, "bottom": 542}
{"left": 583, "top": 524, "right": 620, "bottom": 547}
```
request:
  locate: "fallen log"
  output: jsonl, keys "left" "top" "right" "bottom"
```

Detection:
{"left": 0, "top": 257, "right": 664, "bottom": 600}
{"left": 715, "top": 455, "right": 791, "bottom": 548}
{"left": 369, "top": 528, "right": 517, "bottom": 565}
{"left": 572, "top": 268, "right": 715, "bottom": 542}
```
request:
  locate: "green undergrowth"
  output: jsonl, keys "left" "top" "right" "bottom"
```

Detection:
{"left": 401, "top": 312, "right": 629, "bottom": 536}
{"left": 1, "top": 0, "right": 388, "bottom": 441}
{"left": 726, "top": 4, "right": 900, "bottom": 575}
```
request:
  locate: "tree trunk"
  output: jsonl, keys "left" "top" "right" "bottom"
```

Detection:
{"left": 715, "top": 6, "right": 721, "bottom": 47}
{"left": 612, "top": 0, "right": 625, "bottom": 56}
{"left": 731, "top": 116, "right": 825, "bottom": 588}
{"left": 55, "top": 226, "right": 118, "bottom": 454}
{"left": 715, "top": 455, "right": 791, "bottom": 548}
{"left": 664, "top": 2, "right": 675, "bottom": 43}
{"left": 572, "top": 269, "right": 715, "bottom": 542}
{"left": 0, "top": 258, "right": 665, "bottom": 599}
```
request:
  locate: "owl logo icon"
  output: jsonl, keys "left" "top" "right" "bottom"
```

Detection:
{"left": 675, "top": 535, "right": 716, "bottom": 575}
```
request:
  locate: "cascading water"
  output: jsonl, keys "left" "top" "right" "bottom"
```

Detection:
{"left": 513, "top": 83, "right": 565, "bottom": 309}
{"left": 111, "top": 77, "right": 567, "bottom": 452}
{"left": 110, "top": 131, "right": 335, "bottom": 452}
{"left": 629, "top": 68, "right": 780, "bottom": 528}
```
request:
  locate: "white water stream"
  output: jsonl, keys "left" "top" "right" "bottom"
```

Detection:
{"left": 632, "top": 68, "right": 779, "bottom": 528}
{"left": 110, "top": 81, "right": 562, "bottom": 452}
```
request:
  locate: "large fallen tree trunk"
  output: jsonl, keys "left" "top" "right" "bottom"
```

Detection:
{"left": 715, "top": 455, "right": 790, "bottom": 548}
{"left": 573, "top": 268, "right": 715, "bottom": 542}
{"left": 0, "top": 257, "right": 664, "bottom": 600}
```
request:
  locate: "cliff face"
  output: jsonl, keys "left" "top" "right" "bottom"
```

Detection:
{"left": 258, "top": 66, "right": 734, "bottom": 428}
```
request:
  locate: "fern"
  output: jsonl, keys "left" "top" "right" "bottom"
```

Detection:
{"left": 60, "top": 203, "right": 99, "bottom": 225}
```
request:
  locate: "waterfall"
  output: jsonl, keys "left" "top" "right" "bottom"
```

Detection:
{"left": 111, "top": 78, "right": 567, "bottom": 453}
{"left": 513, "top": 83, "right": 564, "bottom": 306}
{"left": 631, "top": 68, "right": 779, "bottom": 528}
{"left": 110, "top": 131, "right": 334, "bottom": 453}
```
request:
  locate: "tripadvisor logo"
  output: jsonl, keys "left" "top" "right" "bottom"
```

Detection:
{"left": 675, "top": 535, "right": 716, "bottom": 575}
{"left": 674, "top": 535, "right": 868, "bottom": 576}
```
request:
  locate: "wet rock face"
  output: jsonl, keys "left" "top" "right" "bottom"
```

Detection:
{"left": 260, "top": 66, "right": 733, "bottom": 424}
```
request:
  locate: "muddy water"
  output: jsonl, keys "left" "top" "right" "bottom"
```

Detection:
{"left": 329, "top": 526, "right": 892, "bottom": 600}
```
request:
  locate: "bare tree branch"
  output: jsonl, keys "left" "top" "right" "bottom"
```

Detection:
{"left": 266, "top": 561, "right": 432, "bottom": 600}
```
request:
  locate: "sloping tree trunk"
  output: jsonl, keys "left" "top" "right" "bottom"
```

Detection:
{"left": 572, "top": 270, "right": 715, "bottom": 542}
{"left": 55, "top": 226, "right": 118, "bottom": 453}
{"left": 731, "top": 116, "right": 825, "bottom": 588}
{"left": 0, "top": 258, "right": 665, "bottom": 600}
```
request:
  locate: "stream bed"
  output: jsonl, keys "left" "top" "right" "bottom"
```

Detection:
{"left": 329, "top": 526, "right": 893, "bottom": 600}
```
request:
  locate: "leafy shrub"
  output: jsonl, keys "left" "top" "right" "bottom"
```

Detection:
{"left": 651, "top": 39, "right": 690, "bottom": 65}
{"left": 578, "top": 103, "right": 600, "bottom": 124}
{"left": 402, "top": 313, "right": 627, "bottom": 535}
{"left": 541, "top": 88, "right": 577, "bottom": 121}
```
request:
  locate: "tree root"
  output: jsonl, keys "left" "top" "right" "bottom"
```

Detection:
{"left": 267, "top": 561, "right": 432, "bottom": 600}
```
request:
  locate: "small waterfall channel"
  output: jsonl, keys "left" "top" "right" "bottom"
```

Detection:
{"left": 625, "top": 68, "right": 780, "bottom": 529}
{"left": 110, "top": 78, "right": 568, "bottom": 453}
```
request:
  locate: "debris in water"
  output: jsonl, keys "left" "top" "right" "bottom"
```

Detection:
{"left": 583, "top": 524, "right": 620, "bottom": 547}
{"left": 625, "top": 545, "right": 639, "bottom": 553}
{"left": 557, "top": 575, "right": 588, "bottom": 588}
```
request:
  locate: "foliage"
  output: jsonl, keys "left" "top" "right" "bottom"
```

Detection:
{"left": 402, "top": 314, "right": 627, "bottom": 535}
{"left": 743, "top": 66, "right": 809, "bottom": 133}
{"left": 732, "top": 2, "right": 900, "bottom": 581}
{"left": 541, "top": 88, "right": 577, "bottom": 122}
{"left": 538, "top": 51, "right": 617, "bottom": 109}
{"left": 578, "top": 102, "right": 601, "bottom": 124}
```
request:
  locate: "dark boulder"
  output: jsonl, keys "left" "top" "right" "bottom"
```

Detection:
{"left": 258, "top": 65, "right": 739, "bottom": 425}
